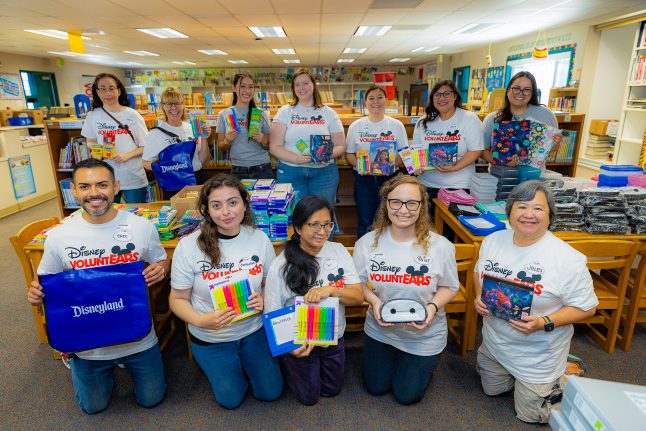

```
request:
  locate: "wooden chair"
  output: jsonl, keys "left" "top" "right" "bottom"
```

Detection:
{"left": 9, "top": 217, "right": 60, "bottom": 344}
{"left": 445, "top": 243, "right": 477, "bottom": 356}
{"left": 567, "top": 240, "right": 639, "bottom": 353}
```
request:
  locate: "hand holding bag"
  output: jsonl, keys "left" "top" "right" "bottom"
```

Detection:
{"left": 150, "top": 126, "right": 197, "bottom": 191}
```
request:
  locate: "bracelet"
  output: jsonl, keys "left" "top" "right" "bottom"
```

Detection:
{"left": 429, "top": 302, "right": 439, "bottom": 313}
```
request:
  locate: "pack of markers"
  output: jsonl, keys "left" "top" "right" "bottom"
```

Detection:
{"left": 293, "top": 296, "right": 339, "bottom": 346}
{"left": 209, "top": 273, "right": 259, "bottom": 324}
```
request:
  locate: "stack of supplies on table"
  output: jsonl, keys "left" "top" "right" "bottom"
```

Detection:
{"left": 597, "top": 164, "right": 643, "bottom": 187}
{"left": 517, "top": 165, "right": 541, "bottom": 182}
{"left": 489, "top": 165, "right": 520, "bottom": 200}
{"left": 578, "top": 188, "right": 631, "bottom": 234}
{"left": 628, "top": 174, "right": 646, "bottom": 187}
{"left": 241, "top": 179, "right": 257, "bottom": 191}
{"left": 249, "top": 181, "right": 295, "bottom": 241}
{"left": 622, "top": 187, "right": 646, "bottom": 234}
{"left": 475, "top": 201, "right": 507, "bottom": 220}
{"left": 157, "top": 205, "right": 179, "bottom": 241}
{"left": 457, "top": 212, "right": 506, "bottom": 236}
{"left": 470, "top": 173, "right": 498, "bottom": 203}
{"left": 438, "top": 188, "right": 476, "bottom": 206}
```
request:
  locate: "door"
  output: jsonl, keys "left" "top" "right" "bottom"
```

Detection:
{"left": 452, "top": 66, "right": 471, "bottom": 103}
{"left": 19, "top": 71, "right": 60, "bottom": 108}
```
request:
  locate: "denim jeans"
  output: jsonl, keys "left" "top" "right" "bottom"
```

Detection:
{"left": 362, "top": 334, "right": 440, "bottom": 405}
{"left": 69, "top": 344, "right": 166, "bottom": 414}
{"left": 231, "top": 163, "right": 276, "bottom": 181}
{"left": 353, "top": 171, "right": 395, "bottom": 237}
{"left": 115, "top": 186, "right": 148, "bottom": 204}
{"left": 277, "top": 161, "right": 339, "bottom": 206}
{"left": 190, "top": 328, "right": 283, "bottom": 409}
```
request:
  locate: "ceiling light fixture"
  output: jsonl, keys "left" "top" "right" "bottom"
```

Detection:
{"left": 283, "top": 59, "right": 300, "bottom": 64}
{"left": 337, "top": 59, "right": 355, "bottom": 63}
{"left": 47, "top": 51, "right": 79, "bottom": 57}
{"left": 172, "top": 61, "right": 196, "bottom": 65}
{"left": 425, "top": 46, "right": 440, "bottom": 52}
{"left": 26, "top": 29, "right": 90, "bottom": 40}
{"left": 272, "top": 48, "right": 296, "bottom": 55}
{"left": 198, "top": 49, "right": 228, "bottom": 55}
{"left": 389, "top": 57, "right": 410, "bottom": 62}
{"left": 343, "top": 48, "right": 367, "bottom": 54}
{"left": 452, "top": 23, "right": 496, "bottom": 35}
{"left": 249, "top": 26, "right": 286, "bottom": 38}
{"left": 411, "top": 47, "right": 425, "bottom": 52}
{"left": 123, "top": 50, "right": 160, "bottom": 56}
{"left": 228, "top": 60, "right": 248, "bottom": 64}
{"left": 137, "top": 28, "right": 189, "bottom": 39}
{"left": 354, "top": 26, "right": 391, "bottom": 36}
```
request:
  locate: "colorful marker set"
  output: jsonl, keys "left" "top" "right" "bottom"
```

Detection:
{"left": 355, "top": 150, "right": 370, "bottom": 174}
{"left": 226, "top": 109, "right": 241, "bottom": 134}
{"left": 189, "top": 111, "right": 209, "bottom": 138}
{"left": 209, "top": 276, "right": 259, "bottom": 323}
{"left": 295, "top": 305, "right": 337, "bottom": 345}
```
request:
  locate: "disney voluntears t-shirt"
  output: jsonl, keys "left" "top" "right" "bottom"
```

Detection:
{"left": 353, "top": 229, "right": 459, "bottom": 356}
{"left": 272, "top": 103, "right": 344, "bottom": 168}
{"left": 412, "top": 108, "right": 484, "bottom": 189}
{"left": 216, "top": 106, "right": 271, "bottom": 168}
{"left": 345, "top": 116, "right": 409, "bottom": 172}
{"left": 37, "top": 211, "right": 167, "bottom": 361}
{"left": 143, "top": 121, "right": 203, "bottom": 172}
{"left": 171, "top": 226, "right": 275, "bottom": 343}
{"left": 264, "top": 241, "right": 360, "bottom": 337}
{"left": 482, "top": 104, "right": 558, "bottom": 150}
{"left": 476, "top": 230, "right": 598, "bottom": 384}
{"left": 81, "top": 107, "right": 149, "bottom": 190}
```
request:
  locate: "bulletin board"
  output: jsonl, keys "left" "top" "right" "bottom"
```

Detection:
{"left": 0, "top": 72, "right": 25, "bottom": 101}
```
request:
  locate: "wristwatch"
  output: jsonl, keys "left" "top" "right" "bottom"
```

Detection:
{"left": 542, "top": 315, "right": 554, "bottom": 332}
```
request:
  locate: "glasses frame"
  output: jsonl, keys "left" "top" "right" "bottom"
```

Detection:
{"left": 432, "top": 90, "right": 454, "bottom": 99}
{"left": 97, "top": 86, "right": 119, "bottom": 93}
{"left": 510, "top": 86, "right": 533, "bottom": 96}
{"left": 387, "top": 199, "right": 422, "bottom": 211}
{"left": 306, "top": 221, "right": 335, "bottom": 232}
{"left": 163, "top": 102, "right": 183, "bottom": 108}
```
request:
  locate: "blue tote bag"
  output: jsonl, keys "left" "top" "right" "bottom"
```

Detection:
{"left": 150, "top": 127, "right": 197, "bottom": 191}
{"left": 40, "top": 260, "right": 152, "bottom": 353}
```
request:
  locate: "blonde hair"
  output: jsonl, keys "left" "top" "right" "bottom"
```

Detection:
{"left": 371, "top": 174, "right": 434, "bottom": 252}
{"left": 290, "top": 68, "right": 324, "bottom": 108}
{"left": 160, "top": 87, "right": 187, "bottom": 121}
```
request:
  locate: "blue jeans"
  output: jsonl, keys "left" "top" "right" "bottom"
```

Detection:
{"left": 115, "top": 186, "right": 148, "bottom": 204}
{"left": 70, "top": 344, "right": 166, "bottom": 414}
{"left": 354, "top": 171, "right": 395, "bottom": 237}
{"left": 362, "top": 334, "right": 440, "bottom": 405}
{"left": 190, "top": 328, "right": 283, "bottom": 409}
{"left": 277, "top": 161, "right": 338, "bottom": 206}
{"left": 231, "top": 163, "right": 275, "bottom": 181}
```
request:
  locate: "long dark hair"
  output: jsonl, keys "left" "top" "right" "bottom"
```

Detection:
{"left": 420, "top": 80, "right": 462, "bottom": 128}
{"left": 496, "top": 71, "right": 541, "bottom": 122}
{"left": 197, "top": 174, "right": 255, "bottom": 265}
{"left": 91, "top": 73, "right": 130, "bottom": 109}
{"left": 232, "top": 72, "right": 259, "bottom": 134}
{"left": 282, "top": 195, "right": 334, "bottom": 295}
{"left": 290, "top": 68, "right": 323, "bottom": 108}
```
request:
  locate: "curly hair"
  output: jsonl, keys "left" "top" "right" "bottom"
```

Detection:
{"left": 197, "top": 173, "right": 255, "bottom": 265}
{"left": 371, "top": 174, "right": 434, "bottom": 253}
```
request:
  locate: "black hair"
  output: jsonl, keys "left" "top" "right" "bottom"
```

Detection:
{"left": 496, "top": 71, "right": 541, "bottom": 122}
{"left": 72, "top": 158, "right": 115, "bottom": 183}
{"left": 232, "top": 72, "right": 260, "bottom": 138}
{"left": 91, "top": 73, "right": 130, "bottom": 109}
{"left": 505, "top": 180, "right": 556, "bottom": 226}
{"left": 282, "top": 195, "right": 334, "bottom": 295}
{"left": 420, "top": 80, "right": 462, "bottom": 128}
{"left": 364, "top": 84, "right": 387, "bottom": 99}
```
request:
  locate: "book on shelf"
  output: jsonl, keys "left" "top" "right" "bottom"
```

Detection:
{"left": 630, "top": 54, "right": 646, "bottom": 83}
{"left": 58, "top": 178, "right": 80, "bottom": 208}
{"left": 549, "top": 96, "right": 576, "bottom": 112}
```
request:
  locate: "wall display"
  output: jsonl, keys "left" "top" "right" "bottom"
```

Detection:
{"left": 8, "top": 154, "right": 36, "bottom": 199}
{"left": 485, "top": 66, "right": 505, "bottom": 92}
{"left": 0, "top": 72, "right": 25, "bottom": 101}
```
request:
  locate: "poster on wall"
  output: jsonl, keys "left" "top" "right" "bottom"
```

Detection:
{"left": 79, "top": 75, "right": 95, "bottom": 100}
{"left": 8, "top": 154, "right": 36, "bottom": 199}
{"left": 0, "top": 72, "right": 25, "bottom": 101}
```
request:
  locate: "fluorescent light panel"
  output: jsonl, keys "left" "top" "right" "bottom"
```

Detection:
{"left": 283, "top": 59, "right": 300, "bottom": 64}
{"left": 354, "top": 26, "right": 391, "bottom": 36}
{"left": 173, "top": 61, "right": 196, "bottom": 65}
{"left": 48, "top": 51, "right": 79, "bottom": 57}
{"left": 123, "top": 50, "right": 160, "bottom": 56}
{"left": 337, "top": 59, "right": 355, "bottom": 63}
{"left": 137, "top": 28, "right": 189, "bottom": 39}
{"left": 26, "top": 29, "right": 90, "bottom": 40}
{"left": 228, "top": 60, "right": 248, "bottom": 64}
{"left": 411, "top": 46, "right": 425, "bottom": 52}
{"left": 249, "top": 26, "right": 286, "bottom": 37}
{"left": 389, "top": 57, "right": 410, "bottom": 62}
{"left": 343, "top": 48, "right": 367, "bottom": 54}
{"left": 272, "top": 48, "right": 296, "bottom": 55}
{"left": 453, "top": 23, "right": 496, "bottom": 35}
{"left": 198, "top": 49, "right": 228, "bottom": 55}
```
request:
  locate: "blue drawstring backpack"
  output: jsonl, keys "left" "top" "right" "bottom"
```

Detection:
{"left": 150, "top": 127, "right": 197, "bottom": 191}
{"left": 40, "top": 260, "right": 152, "bottom": 353}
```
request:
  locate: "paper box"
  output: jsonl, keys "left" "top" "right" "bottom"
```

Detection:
{"left": 589, "top": 119, "right": 617, "bottom": 136}
{"left": 170, "top": 185, "right": 203, "bottom": 216}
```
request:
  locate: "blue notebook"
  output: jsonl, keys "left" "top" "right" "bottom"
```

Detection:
{"left": 262, "top": 306, "right": 297, "bottom": 357}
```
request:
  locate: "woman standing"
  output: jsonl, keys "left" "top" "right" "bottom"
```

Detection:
{"left": 411, "top": 80, "right": 483, "bottom": 214}
{"left": 169, "top": 174, "right": 283, "bottom": 409}
{"left": 217, "top": 72, "right": 273, "bottom": 180}
{"left": 353, "top": 175, "right": 459, "bottom": 405}
{"left": 473, "top": 181, "right": 597, "bottom": 423}
{"left": 264, "top": 195, "right": 364, "bottom": 405}
{"left": 82, "top": 73, "right": 149, "bottom": 203}
{"left": 482, "top": 71, "right": 560, "bottom": 166}
{"left": 142, "top": 87, "right": 212, "bottom": 199}
{"left": 270, "top": 69, "right": 346, "bottom": 205}
{"left": 345, "top": 85, "right": 408, "bottom": 237}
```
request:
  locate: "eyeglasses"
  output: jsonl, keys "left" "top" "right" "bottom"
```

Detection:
{"left": 97, "top": 86, "right": 118, "bottom": 93}
{"left": 387, "top": 199, "right": 421, "bottom": 211}
{"left": 510, "top": 86, "right": 533, "bottom": 96}
{"left": 163, "top": 102, "right": 183, "bottom": 108}
{"left": 306, "top": 222, "right": 335, "bottom": 231}
{"left": 433, "top": 90, "right": 454, "bottom": 99}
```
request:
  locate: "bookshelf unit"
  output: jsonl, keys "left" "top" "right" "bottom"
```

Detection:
{"left": 613, "top": 20, "right": 646, "bottom": 166}
{"left": 548, "top": 87, "right": 578, "bottom": 113}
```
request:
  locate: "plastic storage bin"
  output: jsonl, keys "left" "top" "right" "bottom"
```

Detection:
{"left": 7, "top": 117, "right": 34, "bottom": 126}
{"left": 598, "top": 174, "right": 629, "bottom": 187}
{"left": 627, "top": 175, "right": 646, "bottom": 187}
{"left": 599, "top": 164, "right": 643, "bottom": 177}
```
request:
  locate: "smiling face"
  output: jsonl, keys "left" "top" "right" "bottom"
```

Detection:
{"left": 386, "top": 183, "right": 421, "bottom": 231}
{"left": 509, "top": 190, "right": 550, "bottom": 243}
{"left": 432, "top": 84, "right": 457, "bottom": 118}
{"left": 96, "top": 77, "right": 120, "bottom": 109}
{"left": 71, "top": 166, "right": 120, "bottom": 222}
{"left": 162, "top": 98, "right": 184, "bottom": 125}
{"left": 296, "top": 207, "right": 332, "bottom": 254}
{"left": 365, "top": 88, "right": 387, "bottom": 116}
{"left": 293, "top": 73, "right": 315, "bottom": 104}
{"left": 207, "top": 186, "right": 246, "bottom": 236}
{"left": 234, "top": 76, "right": 255, "bottom": 105}
{"left": 507, "top": 76, "right": 533, "bottom": 111}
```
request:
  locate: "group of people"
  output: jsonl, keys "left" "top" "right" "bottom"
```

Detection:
{"left": 25, "top": 69, "right": 597, "bottom": 425}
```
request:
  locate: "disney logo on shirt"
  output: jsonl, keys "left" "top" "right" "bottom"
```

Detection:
{"left": 290, "top": 113, "right": 326, "bottom": 125}
{"left": 481, "top": 261, "right": 545, "bottom": 295}
{"left": 358, "top": 130, "right": 396, "bottom": 143}
{"left": 66, "top": 243, "right": 139, "bottom": 269}
{"left": 198, "top": 257, "right": 263, "bottom": 280}
{"left": 368, "top": 260, "right": 431, "bottom": 286}
{"left": 327, "top": 269, "right": 345, "bottom": 288}
{"left": 423, "top": 129, "right": 461, "bottom": 142}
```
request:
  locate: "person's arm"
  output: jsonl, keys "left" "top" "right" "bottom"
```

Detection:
{"left": 361, "top": 282, "right": 394, "bottom": 327}
{"left": 169, "top": 287, "right": 235, "bottom": 330}
{"left": 269, "top": 122, "right": 310, "bottom": 164}
{"left": 142, "top": 258, "right": 169, "bottom": 286}
{"left": 345, "top": 152, "right": 358, "bottom": 168}
{"left": 250, "top": 130, "right": 270, "bottom": 149}
{"left": 198, "top": 135, "right": 212, "bottom": 165}
{"left": 408, "top": 285, "right": 458, "bottom": 330}
{"left": 330, "top": 131, "right": 346, "bottom": 159}
{"left": 112, "top": 146, "right": 143, "bottom": 164}
{"left": 509, "top": 306, "right": 596, "bottom": 334}
{"left": 303, "top": 282, "right": 364, "bottom": 306}
{"left": 473, "top": 272, "right": 490, "bottom": 317}
{"left": 217, "top": 130, "right": 238, "bottom": 152}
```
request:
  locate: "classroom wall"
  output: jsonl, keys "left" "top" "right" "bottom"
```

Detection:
{"left": 0, "top": 52, "right": 126, "bottom": 109}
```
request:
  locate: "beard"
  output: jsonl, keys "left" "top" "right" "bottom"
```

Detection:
{"left": 81, "top": 195, "right": 113, "bottom": 217}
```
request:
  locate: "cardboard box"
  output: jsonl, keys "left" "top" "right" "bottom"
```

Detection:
{"left": 170, "top": 185, "right": 203, "bottom": 217}
{"left": 589, "top": 119, "right": 618, "bottom": 136}
{"left": 0, "top": 110, "right": 13, "bottom": 127}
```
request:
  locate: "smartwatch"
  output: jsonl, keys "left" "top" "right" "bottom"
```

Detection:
{"left": 542, "top": 315, "right": 554, "bottom": 332}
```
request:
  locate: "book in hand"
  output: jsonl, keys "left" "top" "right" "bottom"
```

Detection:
{"left": 369, "top": 140, "right": 396, "bottom": 175}
{"left": 310, "top": 134, "right": 333, "bottom": 163}
{"left": 248, "top": 107, "right": 263, "bottom": 138}
{"left": 428, "top": 142, "right": 458, "bottom": 168}
{"left": 481, "top": 274, "right": 533, "bottom": 321}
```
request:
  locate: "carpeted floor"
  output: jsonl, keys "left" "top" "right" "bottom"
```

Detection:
{"left": 1, "top": 199, "right": 644, "bottom": 430}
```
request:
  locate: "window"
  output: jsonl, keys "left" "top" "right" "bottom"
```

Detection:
{"left": 21, "top": 72, "right": 32, "bottom": 97}
{"left": 506, "top": 48, "right": 574, "bottom": 104}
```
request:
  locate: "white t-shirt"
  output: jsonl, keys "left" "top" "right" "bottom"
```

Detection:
{"left": 264, "top": 241, "right": 360, "bottom": 338}
{"left": 272, "top": 103, "right": 344, "bottom": 168}
{"left": 412, "top": 108, "right": 484, "bottom": 189}
{"left": 216, "top": 106, "right": 271, "bottom": 167}
{"left": 482, "top": 105, "right": 558, "bottom": 150}
{"left": 143, "top": 121, "right": 202, "bottom": 172}
{"left": 81, "top": 107, "right": 148, "bottom": 190}
{"left": 171, "top": 226, "right": 275, "bottom": 343}
{"left": 345, "top": 116, "right": 409, "bottom": 172}
{"left": 37, "top": 211, "right": 167, "bottom": 361}
{"left": 475, "top": 229, "right": 598, "bottom": 384}
{"left": 353, "top": 229, "right": 459, "bottom": 356}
